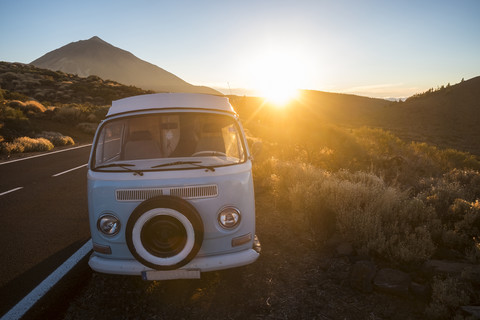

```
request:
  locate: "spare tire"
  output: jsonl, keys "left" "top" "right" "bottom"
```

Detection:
{"left": 126, "top": 196, "right": 204, "bottom": 270}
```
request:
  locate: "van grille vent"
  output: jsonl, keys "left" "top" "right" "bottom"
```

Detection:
{"left": 170, "top": 185, "right": 218, "bottom": 199}
{"left": 116, "top": 185, "right": 218, "bottom": 201}
{"left": 116, "top": 188, "right": 164, "bottom": 201}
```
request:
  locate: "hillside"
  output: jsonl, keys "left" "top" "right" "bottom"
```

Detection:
{"left": 366, "top": 77, "right": 480, "bottom": 154}
{"left": 0, "top": 61, "right": 152, "bottom": 105}
{"left": 0, "top": 61, "right": 157, "bottom": 148}
{"left": 31, "top": 36, "right": 220, "bottom": 95}
{"left": 230, "top": 90, "right": 391, "bottom": 135}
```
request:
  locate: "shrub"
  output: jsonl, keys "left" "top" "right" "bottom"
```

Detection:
{"left": 1, "top": 140, "right": 24, "bottom": 154}
{"left": 0, "top": 105, "right": 29, "bottom": 132}
{"left": 416, "top": 169, "right": 480, "bottom": 260}
{"left": 93, "top": 105, "right": 110, "bottom": 121}
{"left": 447, "top": 199, "right": 480, "bottom": 258}
{"left": 418, "top": 169, "right": 480, "bottom": 222}
{"left": 77, "top": 122, "right": 98, "bottom": 134}
{"left": 1, "top": 136, "right": 53, "bottom": 154}
{"left": 37, "top": 131, "right": 74, "bottom": 146}
{"left": 354, "top": 127, "right": 406, "bottom": 156}
{"left": 0, "top": 105, "right": 27, "bottom": 121}
{"left": 443, "top": 169, "right": 480, "bottom": 200}
{"left": 86, "top": 113, "right": 98, "bottom": 122}
{"left": 425, "top": 276, "right": 473, "bottom": 319}
{"left": 24, "top": 100, "right": 46, "bottom": 113}
{"left": 53, "top": 106, "right": 84, "bottom": 123}
{"left": 411, "top": 142, "right": 480, "bottom": 172}
{"left": 3, "top": 91, "right": 29, "bottom": 101}
{"left": 267, "top": 159, "right": 437, "bottom": 264}
{"left": 8, "top": 100, "right": 26, "bottom": 109}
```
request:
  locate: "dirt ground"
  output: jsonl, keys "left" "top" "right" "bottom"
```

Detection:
{"left": 62, "top": 191, "right": 427, "bottom": 320}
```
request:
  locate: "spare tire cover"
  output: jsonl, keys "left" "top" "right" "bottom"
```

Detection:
{"left": 126, "top": 196, "right": 204, "bottom": 270}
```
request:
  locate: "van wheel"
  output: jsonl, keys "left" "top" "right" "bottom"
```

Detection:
{"left": 125, "top": 196, "right": 204, "bottom": 270}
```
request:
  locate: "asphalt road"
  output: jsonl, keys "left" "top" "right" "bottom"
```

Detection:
{"left": 0, "top": 145, "right": 92, "bottom": 317}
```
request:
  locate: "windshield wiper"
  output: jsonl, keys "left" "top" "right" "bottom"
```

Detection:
{"left": 95, "top": 163, "right": 144, "bottom": 176}
{"left": 151, "top": 161, "right": 215, "bottom": 172}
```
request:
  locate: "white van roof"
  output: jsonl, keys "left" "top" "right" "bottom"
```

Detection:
{"left": 108, "top": 93, "right": 235, "bottom": 117}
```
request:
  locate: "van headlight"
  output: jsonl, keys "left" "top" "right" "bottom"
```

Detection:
{"left": 97, "top": 214, "right": 121, "bottom": 236}
{"left": 218, "top": 207, "right": 241, "bottom": 229}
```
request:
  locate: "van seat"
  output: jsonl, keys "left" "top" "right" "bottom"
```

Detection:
{"left": 124, "top": 131, "right": 161, "bottom": 160}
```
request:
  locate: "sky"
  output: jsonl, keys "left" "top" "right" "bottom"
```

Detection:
{"left": 1, "top": 0, "right": 479, "bottom": 99}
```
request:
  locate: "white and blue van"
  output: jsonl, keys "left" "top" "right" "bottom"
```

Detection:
{"left": 87, "top": 93, "right": 260, "bottom": 280}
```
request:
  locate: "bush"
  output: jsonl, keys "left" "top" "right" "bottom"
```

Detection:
{"left": 51, "top": 103, "right": 108, "bottom": 124}
{"left": 418, "top": 169, "right": 480, "bottom": 222}
{"left": 425, "top": 276, "right": 473, "bottom": 319}
{"left": 77, "top": 122, "right": 98, "bottom": 134}
{"left": 53, "top": 106, "right": 84, "bottom": 123}
{"left": 3, "top": 91, "right": 29, "bottom": 101}
{"left": 8, "top": 100, "right": 26, "bottom": 109}
{"left": 266, "top": 159, "right": 437, "bottom": 264}
{"left": 36, "top": 131, "right": 74, "bottom": 146}
{"left": 24, "top": 100, "right": 46, "bottom": 113}
{"left": 6, "top": 99, "right": 46, "bottom": 116}
{"left": 0, "top": 105, "right": 30, "bottom": 132}
{"left": 1, "top": 136, "right": 53, "bottom": 154}
{"left": 0, "top": 105, "right": 27, "bottom": 121}
{"left": 93, "top": 105, "right": 110, "bottom": 121}
{"left": 446, "top": 199, "right": 480, "bottom": 259}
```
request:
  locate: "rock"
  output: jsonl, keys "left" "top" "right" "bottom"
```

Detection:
{"left": 336, "top": 242, "right": 354, "bottom": 257}
{"left": 328, "top": 258, "right": 352, "bottom": 281}
{"left": 460, "top": 306, "right": 480, "bottom": 318}
{"left": 326, "top": 233, "right": 345, "bottom": 248}
{"left": 432, "top": 247, "right": 464, "bottom": 260}
{"left": 318, "top": 259, "right": 330, "bottom": 271}
{"left": 373, "top": 268, "right": 411, "bottom": 296}
{"left": 350, "top": 260, "right": 376, "bottom": 293}
{"left": 422, "top": 260, "right": 480, "bottom": 278}
{"left": 409, "top": 281, "right": 430, "bottom": 300}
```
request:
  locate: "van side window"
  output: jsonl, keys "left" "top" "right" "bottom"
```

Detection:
{"left": 96, "top": 121, "right": 125, "bottom": 163}
{"left": 222, "top": 124, "right": 243, "bottom": 160}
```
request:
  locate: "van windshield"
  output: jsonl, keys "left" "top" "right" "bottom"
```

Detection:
{"left": 93, "top": 112, "right": 247, "bottom": 171}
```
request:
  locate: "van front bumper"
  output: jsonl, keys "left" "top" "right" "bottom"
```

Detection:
{"left": 89, "top": 248, "right": 260, "bottom": 277}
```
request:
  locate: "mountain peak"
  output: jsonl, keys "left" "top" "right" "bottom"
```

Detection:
{"left": 88, "top": 36, "right": 107, "bottom": 43}
{"left": 30, "top": 37, "right": 220, "bottom": 95}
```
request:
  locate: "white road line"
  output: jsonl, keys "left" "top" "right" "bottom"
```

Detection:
{"left": 52, "top": 164, "right": 88, "bottom": 177}
{"left": 0, "top": 187, "right": 24, "bottom": 197}
{"left": 0, "top": 144, "right": 92, "bottom": 166}
{"left": 1, "top": 239, "right": 92, "bottom": 320}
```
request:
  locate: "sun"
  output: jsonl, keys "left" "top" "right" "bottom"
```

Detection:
{"left": 258, "top": 76, "right": 299, "bottom": 106}
{"left": 248, "top": 48, "right": 305, "bottom": 107}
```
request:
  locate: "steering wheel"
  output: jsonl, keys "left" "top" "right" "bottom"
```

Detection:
{"left": 191, "top": 151, "right": 227, "bottom": 157}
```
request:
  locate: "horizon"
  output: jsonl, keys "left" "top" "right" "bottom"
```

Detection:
{"left": 1, "top": 0, "right": 479, "bottom": 99}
